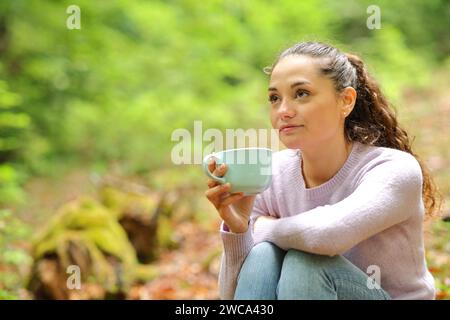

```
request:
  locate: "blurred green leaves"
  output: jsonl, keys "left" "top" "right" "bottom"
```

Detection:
{"left": 1, "top": 0, "right": 448, "bottom": 176}
{"left": 0, "top": 81, "right": 27, "bottom": 205}
{"left": 0, "top": 209, "right": 32, "bottom": 299}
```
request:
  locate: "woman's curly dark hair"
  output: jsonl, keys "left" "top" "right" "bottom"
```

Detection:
{"left": 265, "top": 41, "right": 443, "bottom": 218}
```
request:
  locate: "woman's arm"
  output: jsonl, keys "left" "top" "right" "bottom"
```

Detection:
{"left": 218, "top": 194, "right": 270, "bottom": 299}
{"left": 252, "top": 155, "right": 424, "bottom": 256}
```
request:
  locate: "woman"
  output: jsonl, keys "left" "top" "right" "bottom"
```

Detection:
{"left": 204, "top": 41, "right": 441, "bottom": 300}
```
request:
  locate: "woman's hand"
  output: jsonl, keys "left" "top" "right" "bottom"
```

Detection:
{"left": 204, "top": 159, "right": 256, "bottom": 233}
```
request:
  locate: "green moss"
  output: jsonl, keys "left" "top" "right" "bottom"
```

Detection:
{"left": 134, "top": 264, "right": 160, "bottom": 283}
{"left": 31, "top": 197, "right": 138, "bottom": 293}
{"left": 99, "top": 186, "right": 160, "bottom": 220}
{"left": 156, "top": 215, "right": 178, "bottom": 250}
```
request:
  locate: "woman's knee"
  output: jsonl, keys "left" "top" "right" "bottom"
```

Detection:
{"left": 239, "top": 242, "right": 285, "bottom": 278}
{"left": 236, "top": 242, "right": 285, "bottom": 295}
{"left": 277, "top": 250, "right": 339, "bottom": 299}
{"left": 284, "top": 249, "right": 340, "bottom": 270}
{"left": 279, "top": 249, "right": 341, "bottom": 284}
{"left": 247, "top": 241, "right": 285, "bottom": 262}
{"left": 279, "top": 250, "right": 319, "bottom": 280}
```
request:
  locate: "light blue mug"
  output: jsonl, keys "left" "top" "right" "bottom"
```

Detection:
{"left": 202, "top": 147, "right": 272, "bottom": 195}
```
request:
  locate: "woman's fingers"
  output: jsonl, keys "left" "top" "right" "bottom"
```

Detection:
{"left": 205, "top": 159, "right": 237, "bottom": 215}
{"left": 204, "top": 183, "right": 230, "bottom": 203}
{"left": 213, "top": 163, "right": 227, "bottom": 177}
{"left": 207, "top": 158, "right": 216, "bottom": 175}
{"left": 207, "top": 179, "right": 217, "bottom": 188}
{"left": 207, "top": 159, "right": 227, "bottom": 178}
{"left": 206, "top": 159, "right": 228, "bottom": 188}
{"left": 219, "top": 192, "right": 244, "bottom": 208}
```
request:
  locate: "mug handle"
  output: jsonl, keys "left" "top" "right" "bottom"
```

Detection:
{"left": 202, "top": 154, "right": 226, "bottom": 184}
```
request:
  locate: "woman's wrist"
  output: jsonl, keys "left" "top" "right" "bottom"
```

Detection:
{"left": 223, "top": 221, "right": 249, "bottom": 234}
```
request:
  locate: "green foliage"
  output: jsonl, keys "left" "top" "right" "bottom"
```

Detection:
{"left": 0, "top": 209, "right": 32, "bottom": 299}
{"left": 0, "top": 81, "right": 28, "bottom": 151}
{"left": 0, "top": 164, "right": 25, "bottom": 205}
{"left": 0, "top": 80, "right": 31, "bottom": 296}
{"left": 0, "top": 81, "right": 28, "bottom": 205}
{"left": 0, "top": 0, "right": 446, "bottom": 176}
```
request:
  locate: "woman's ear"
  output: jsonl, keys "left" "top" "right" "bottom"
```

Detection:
{"left": 339, "top": 87, "right": 357, "bottom": 118}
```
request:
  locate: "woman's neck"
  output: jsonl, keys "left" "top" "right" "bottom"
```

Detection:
{"left": 301, "top": 139, "right": 354, "bottom": 189}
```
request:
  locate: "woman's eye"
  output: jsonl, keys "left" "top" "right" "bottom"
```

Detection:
{"left": 268, "top": 95, "right": 279, "bottom": 103}
{"left": 296, "top": 90, "right": 309, "bottom": 98}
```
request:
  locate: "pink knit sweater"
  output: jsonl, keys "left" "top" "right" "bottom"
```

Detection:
{"left": 218, "top": 141, "right": 435, "bottom": 300}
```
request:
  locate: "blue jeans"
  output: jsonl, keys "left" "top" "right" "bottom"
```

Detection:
{"left": 234, "top": 242, "right": 391, "bottom": 300}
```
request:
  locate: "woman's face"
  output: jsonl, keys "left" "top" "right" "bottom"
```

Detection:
{"left": 269, "top": 55, "right": 353, "bottom": 150}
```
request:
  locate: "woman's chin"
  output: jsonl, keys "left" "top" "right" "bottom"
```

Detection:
{"left": 281, "top": 139, "right": 304, "bottom": 150}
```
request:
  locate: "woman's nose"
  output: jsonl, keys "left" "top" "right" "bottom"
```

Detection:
{"left": 278, "top": 100, "right": 296, "bottom": 119}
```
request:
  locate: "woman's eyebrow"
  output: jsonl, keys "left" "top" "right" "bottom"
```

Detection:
{"left": 268, "top": 80, "right": 312, "bottom": 92}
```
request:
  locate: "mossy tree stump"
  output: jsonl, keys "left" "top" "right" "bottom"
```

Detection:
{"left": 27, "top": 197, "right": 138, "bottom": 299}
{"left": 27, "top": 177, "right": 194, "bottom": 299}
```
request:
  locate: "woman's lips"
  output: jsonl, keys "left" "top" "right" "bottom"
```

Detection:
{"left": 279, "top": 125, "right": 304, "bottom": 133}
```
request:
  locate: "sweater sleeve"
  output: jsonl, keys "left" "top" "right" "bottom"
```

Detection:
{"left": 253, "top": 155, "right": 424, "bottom": 256}
{"left": 218, "top": 193, "right": 271, "bottom": 300}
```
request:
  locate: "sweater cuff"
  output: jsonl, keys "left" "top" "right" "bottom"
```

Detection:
{"left": 220, "top": 221, "right": 254, "bottom": 264}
